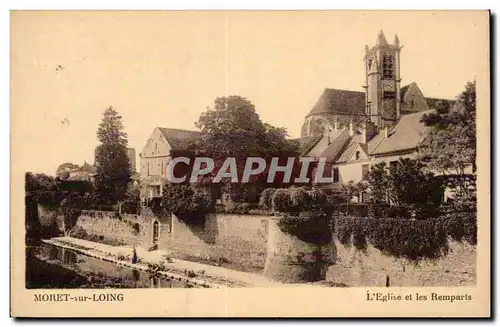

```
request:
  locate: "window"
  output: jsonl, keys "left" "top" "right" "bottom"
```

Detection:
{"left": 362, "top": 164, "right": 369, "bottom": 180}
{"left": 355, "top": 151, "right": 361, "bottom": 160}
{"left": 333, "top": 167, "right": 339, "bottom": 182}
{"left": 310, "top": 120, "right": 325, "bottom": 136}
{"left": 382, "top": 54, "right": 394, "bottom": 79}
{"left": 411, "top": 97, "right": 415, "bottom": 108}
{"left": 389, "top": 160, "right": 398, "bottom": 168}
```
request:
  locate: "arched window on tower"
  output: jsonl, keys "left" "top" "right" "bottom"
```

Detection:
{"left": 382, "top": 54, "right": 394, "bottom": 79}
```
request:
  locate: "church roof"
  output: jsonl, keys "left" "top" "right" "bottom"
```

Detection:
{"left": 401, "top": 82, "right": 455, "bottom": 110}
{"left": 369, "top": 110, "right": 433, "bottom": 155}
{"left": 157, "top": 127, "right": 201, "bottom": 150}
{"left": 306, "top": 88, "right": 366, "bottom": 117}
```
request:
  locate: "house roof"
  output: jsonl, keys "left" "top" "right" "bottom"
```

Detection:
{"left": 306, "top": 88, "right": 366, "bottom": 117}
{"left": 318, "top": 129, "right": 351, "bottom": 161}
{"left": 79, "top": 162, "right": 96, "bottom": 173}
{"left": 294, "top": 135, "right": 323, "bottom": 155}
{"left": 336, "top": 133, "right": 368, "bottom": 163}
{"left": 369, "top": 110, "right": 433, "bottom": 155}
{"left": 157, "top": 127, "right": 201, "bottom": 150}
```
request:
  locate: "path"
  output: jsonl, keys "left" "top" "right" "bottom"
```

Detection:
{"left": 46, "top": 236, "right": 320, "bottom": 288}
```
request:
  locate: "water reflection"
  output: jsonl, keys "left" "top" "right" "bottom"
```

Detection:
{"left": 132, "top": 269, "right": 140, "bottom": 281}
{"left": 29, "top": 244, "right": 193, "bottom": 289}
{"left": 61, "top": 248, "right": 77, "bottom": 265}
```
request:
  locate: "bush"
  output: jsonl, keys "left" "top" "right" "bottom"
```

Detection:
{"left": 387, "top": 206, "right": 411, "bottom": 219}
{"left": 271, "top": 187, "right": 327, "bottom": 213}
{"left": 69, "top": 225, "right": 87, "bottom": 238}
{"left": 217, "top": 200, "right": 260, "bottom": 215}
{"left": 307, "top": 187, "right": 327, "bottom": 208}
{"left": 436, "top": 212, "right": 477, "bottom": 245}
{"left": 162, "top": 183, "right": 216, "bottom": 216}
{"left": 367, "top": 203, "right": 390, "bottom": 218}
{"left": 277, "top": 211, "right": 332, "bottom": 244}
{"left": 271, "top": 188, "right": 291, "bottom": 213}
{"left": 221, "top": 193, "right": 237, "bottom": 213}
{"left": 411, "top": 204, "right": 442, "bottom": 219}
{"left": 259, "top": 188, "right": 276, "bottom": 210}
{"left": 339, "top": 203, "right": 368, "bottom": 217}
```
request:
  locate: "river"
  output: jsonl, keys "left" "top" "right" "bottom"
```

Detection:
{"left": 26, "top": 243, "right": 198, "bottom": 289}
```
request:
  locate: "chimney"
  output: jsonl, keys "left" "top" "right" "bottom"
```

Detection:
{"left": 334, "top": 119, "right": 339, "bottom": 130}
{"left": 362, "top": 121, "right": 377, "bottom": 144}
{"left": 361, "top": 123, "right": 367, "bottom": 144}
{"left": 384, "top": 125, "right": 390, "bottom": 138}
{"left": 349, "top": 121, "right": 354, "bottom": 136}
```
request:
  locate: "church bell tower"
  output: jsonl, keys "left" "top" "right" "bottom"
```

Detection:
{"left": 363, "top": 30, "right": 402, "bottom": 127}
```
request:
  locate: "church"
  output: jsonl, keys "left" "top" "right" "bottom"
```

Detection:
{"left": 296, "top": 30, "right": 454, "bottom": 189}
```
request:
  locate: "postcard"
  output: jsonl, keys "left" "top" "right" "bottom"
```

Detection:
{"left": 10, "top": 10, "right": 490, "bottom": 318}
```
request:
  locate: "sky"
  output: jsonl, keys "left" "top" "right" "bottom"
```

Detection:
{"left": 11, "top": 10, "right": 489, "bottom": 175}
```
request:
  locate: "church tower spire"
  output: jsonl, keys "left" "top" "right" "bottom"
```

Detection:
{"left": 364, "top": 30, "right": 402, "bottom": 127}
{"left": 377, "top": 30, "right": 388, "bottom": 46}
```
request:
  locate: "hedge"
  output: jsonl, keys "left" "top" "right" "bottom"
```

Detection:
{"left": 215, "top": 202, "right": 266, "bottom": 215}
{"left": 337, "top": 203, "right": 441, "bottom": 219}
{"left": 277, "top": 211, "right": 332, "bottom": 244}
{"left": 334, "top": 212, "right": 476, "bottom": 261}
{"left": 271, "top": 187, "right": 327, "bottom": 213}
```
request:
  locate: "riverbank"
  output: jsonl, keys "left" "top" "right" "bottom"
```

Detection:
{"left": 43, "top": 236, "right": 292, "bottom": 288}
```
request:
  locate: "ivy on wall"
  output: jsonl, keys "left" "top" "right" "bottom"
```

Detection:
{"left": 334, "top": 212, "right": 476, "bottom": 261}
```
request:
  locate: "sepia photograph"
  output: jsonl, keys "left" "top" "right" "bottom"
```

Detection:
{"left": 10, "top": 10, "right": 490, "bottom": 317}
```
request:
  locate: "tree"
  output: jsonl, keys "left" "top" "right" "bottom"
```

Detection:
{"left": 419, "top": 81, "right": 476, "bottom": 203}
{"left": 56, "top": 163, "right": 80, "bottom": 179}
{"left": 366, "top": 163, "right": 391, "bottom": 204}
{"left": 94, "top": 106, "right": 131, "bottom": 204}
{"left": 366, "top": 159, "right": 443, "bottom": 209}
{"left": 388, "top": 159, "right": 443, "bottom": 207}
{"left": 194, "top": 95, "right": 300, "bottom": 202}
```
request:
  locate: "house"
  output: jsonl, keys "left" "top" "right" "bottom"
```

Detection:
{"left": 127, "top": 148, "right": 137, "bottom": 172}
{"left": 67, "top": 161, "right": 97, "bottom": 182}
{"left": 139, "top": 127, "right": 201, "bottom": 203}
